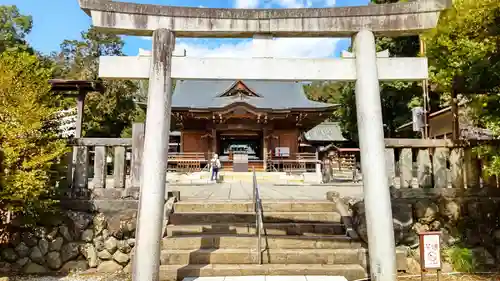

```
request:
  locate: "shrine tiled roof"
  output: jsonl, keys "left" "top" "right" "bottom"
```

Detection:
{"left": 172, "top": 80, "right": 335, "bottom": 111}
{"left": 304, "top": 121, "right": 347, "bottom": 142}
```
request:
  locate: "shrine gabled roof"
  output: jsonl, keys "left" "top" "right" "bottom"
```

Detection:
{"left": 172, "top": 80, "right": 335, "bottom": 111}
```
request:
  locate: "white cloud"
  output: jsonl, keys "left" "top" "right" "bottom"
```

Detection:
{"left": 235, "top": 0, "right": 260, "bottom": 8}
{"left": 174, "top": 37, "right": 341, "bottom": 59}
{"left": 325, "top": 0, "right": 336, "bottom": 6}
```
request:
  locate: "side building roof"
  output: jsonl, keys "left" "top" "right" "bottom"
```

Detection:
{"left": 172, "top": 80, "right": 335, "bottom": 111}
{"left": 303, "top": 121, "right": 347, "bottom": 142}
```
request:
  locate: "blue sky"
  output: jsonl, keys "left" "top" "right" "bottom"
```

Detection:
{"left": 6, "top": 0, "right": 369, "bottom": 58}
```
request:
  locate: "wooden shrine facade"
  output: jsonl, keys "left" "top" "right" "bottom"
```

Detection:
{"left": 166, "top": 80, "right": 337, "bottom": 172}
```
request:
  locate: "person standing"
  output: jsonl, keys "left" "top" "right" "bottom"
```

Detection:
{"left": 210, "top": 154, "right": 221, "bottom": 181}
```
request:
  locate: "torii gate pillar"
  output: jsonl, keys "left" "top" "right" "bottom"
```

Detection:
{"left": 133, "top": 28, "right": 175, "bottom": 281}
{"left": 354, "top": 30, "right": 397, "bottom": 281}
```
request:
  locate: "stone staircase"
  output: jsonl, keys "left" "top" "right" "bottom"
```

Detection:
{"left": 158, "top": 200, "right": 372, "bottom": 281}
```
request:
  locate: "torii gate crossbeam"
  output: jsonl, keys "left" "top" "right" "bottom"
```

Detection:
{"left": 76, "top": 1, "right": 450, "bottom": 281}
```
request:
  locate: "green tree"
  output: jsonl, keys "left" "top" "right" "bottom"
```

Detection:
{"left": 305, "top": 0, "right": 441, "bottom": 142}
{"left": 0, "top": 51, "right": 68, "bottom": 218}
{"left": 0, "top": 5, "right": 33, "bottom": 53}
{"left": 53, "top": 27, "right": 144, "bottom": 138}
{"left": 424, "top": 0, "right": 500, "bottom": 175}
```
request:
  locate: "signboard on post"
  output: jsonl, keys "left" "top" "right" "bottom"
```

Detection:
{"left": 412, "top": 107, "right": 425, "bottom": 132}
{"left": 419, "top": 231, "right": 442, "bottom": 281}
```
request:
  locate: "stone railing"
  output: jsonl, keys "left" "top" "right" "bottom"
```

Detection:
{"left": 68, "top": 123, "right": 143, "bottom": 193}
{"left": 385, "top": 138, "right": 497, "bottom": 189}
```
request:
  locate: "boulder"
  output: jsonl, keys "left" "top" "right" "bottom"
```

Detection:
{"left": 113, "top": 250, "right": 130, "bottom": 266}
{"left": 414, "top": 200, "right": 439, "bottom": 224}
{"left": 107, "top": 209, "right": 137, "bottom": 239}
{"left": 38, "top": 239, "right": 49, "bottom": 256}
{"left": 117, "top": 240, "right": 132, "bottom": 254}
{"left": 351, "top": 201, "right": 411, "bottom": 245}
{"left": 493, "top": 229, "right": 500, "bottom": 243}
{"left": 93, "top": 236, "right": 105, "bottom": 252}
{"left": 50, "top": 237, "right": 64, "bottom": 251}
{"left": 29, "top": 246, "right": 45, "bottom": 264}
{"left": 14, "top": 242, "right": 30, "bottom": 258}
{"left": 23, "top": 262, "right": 48, "bottom": 274}
{"left": 93, "top": 213, "right": 107, "bottom": 236}
{"left": 1, "top": 248, "right": 18, "bottom": 263}
{"left": 104, "top": 237, "right": 118, "bottom": 254}
{"left": 59, "top": 260, "right": 89, "bottom": 273}
{"left": 46, "top": 251, "right": 63, "bottom": 270}
{"left": 472, "top": 247, "right": 495, "bottom": 265}
{"left": 439, "top": 199, "right": 461, "bottom": 222}
{"left": 81, "top": 229, "right": 94, "bottom": 242}
{"left": 97, "top": 260, "right": 122, "bottom": 273}
{"left": 46, "top": 228, "right": 59, "bottom": 241}
{"left": 59, "top": 225, "right": 73, "bottom": 241}
{"left": 98, "top": 250, "right": 112, "bottom": 260}
{"left": 80, "top": 243, "right": 98, "bottom": 268}
{"left": 16, "top": 257, "right": 29, "bottom": 268}
{"left": 61, "top": 242, "right": 80, "bottom": 262}
{"left": 67, "top": 211, "right": 93, "bottom": 237}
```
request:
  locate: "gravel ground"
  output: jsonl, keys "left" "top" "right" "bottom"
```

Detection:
{"left": 4, "top": 272, "right": 130, "bottom": 281}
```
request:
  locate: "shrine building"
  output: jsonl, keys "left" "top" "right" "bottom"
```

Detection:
{"left": 165, "top": 79, "right": 342, "bottom": 172}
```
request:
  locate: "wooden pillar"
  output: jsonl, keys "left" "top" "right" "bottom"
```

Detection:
{"left": 212, "top": 128, "right": 217, "bottom": 157}
{"left": 451, "top": 77, "right": 460, "bottom": 140}
{"left": 263, "top": 128, "right": 268, "bottom": 172}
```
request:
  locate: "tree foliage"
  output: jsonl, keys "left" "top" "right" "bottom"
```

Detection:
{"left": 0, "top": 5, "right": 32, "bottom": 53}
{"left": 0, "top": 51, "right": 68, "bottom": 216}
{"left": 424, "top": 0, "right": 500, "bottom": 176}
{"left": 52, "top": 27, "right": 143, "bottom": 138}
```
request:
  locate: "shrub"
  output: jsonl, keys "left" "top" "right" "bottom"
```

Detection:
{"left": 444, "top": 245, "right": 476, "bottom": 273}
{"left": 0, "top": 51, "right": 68, "bottom": 223}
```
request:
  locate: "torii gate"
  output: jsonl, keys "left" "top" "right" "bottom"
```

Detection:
{"left": 77, "top": 1, "right": 450, "bottom": 280}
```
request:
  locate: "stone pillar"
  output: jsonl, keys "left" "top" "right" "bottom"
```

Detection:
{"left": 353, "top": 30, "right": 397, "bottom": 281}
{"left": 133, "top": 29, "right": 175, "bottom": 281}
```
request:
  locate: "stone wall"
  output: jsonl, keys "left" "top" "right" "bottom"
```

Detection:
{"left": 345, "top": 188, "right": 500, "bottom": 271}
{"left": 0, "top": 198, "right": 175, "bottom": 275}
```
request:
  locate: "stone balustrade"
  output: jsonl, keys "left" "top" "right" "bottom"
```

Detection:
{"left": 385, "top": 138, "right": 497, "bottom": 189}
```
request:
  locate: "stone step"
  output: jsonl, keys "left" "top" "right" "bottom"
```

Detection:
{"left": 158, "top": 263, "right": 367, "bottom": 281}
{"left": 169, "top": 212, "right": 342, "bottom": 225}
{"left": 160, "top": 248, "right": 362, "bottom": 265}
{"left": 174, "top": 201, "right": 337, "bottom": 213}
{"left": 162, "top": 235, "right": 361, "bottom": 250}
{"left": 167, "top": 223, "right": 345, "bottom": 236}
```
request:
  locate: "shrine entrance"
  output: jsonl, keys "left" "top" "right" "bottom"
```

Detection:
{"left": 77, "top": 0, "right": 450, "bottom": 280}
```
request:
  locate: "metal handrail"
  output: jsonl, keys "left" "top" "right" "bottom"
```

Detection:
{"left": 252, "top": 168, "right": 265, "bottom": 265}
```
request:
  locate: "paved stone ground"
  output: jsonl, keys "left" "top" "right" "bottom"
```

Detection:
{"left": 184, "top": 276, "right": 348, "bottom": 281}
{"left": 169, "top": 182, "right": 364, "bottom": 201}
